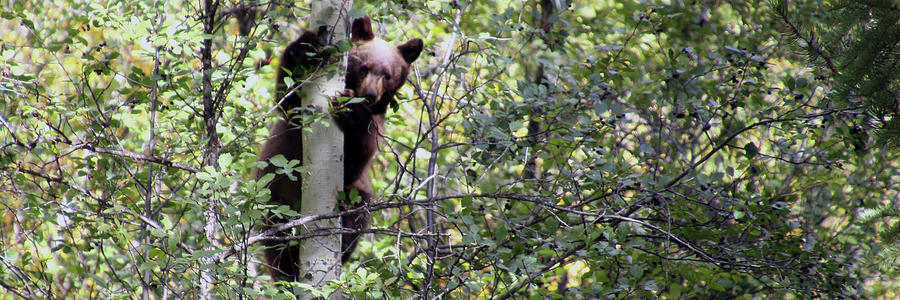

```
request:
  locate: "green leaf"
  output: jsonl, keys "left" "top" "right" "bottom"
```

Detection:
{"left": 150, "top": 228, "right": 167, "bottom": 238}
{"left": 269, "top": 155, "right": 288, "bottom": 168}
{"left": 218, "top": 153, "right": 233, "bottom": 169}
{"left": 796, "top": 77, "right": 808, "bottom": 88}
{"left": 149, "top": 248, "right": 166, "bottom": 260}
{"left": 639, "top": 143, "right": 655, "bottom": 155}
{"left": 644, "top": 280, "right": 659, "bottom": 291}
{"left": 47, "top": 42, "right": 64, "bottom": 52}
{"left": 87, "top": 272, "right": 108, "bottom": 288}
{"left": 348, "top": 189, "right": 361, "bottom": 204}
{"left": 337, "top": 39, "right": 352, "bottom": 52}
{"left": 21, "top": 18, "right": 34, "bottom": 30}
{"left": 196, "top": 171, "right": 213, "bottom": 182}
{"left": 139, "top": 262, "right": 156, "bottom": 271}
{"left": 257, "top": 173, "right": 275, "bottom": 187}
{"left": 346, "top": 97, "right": 366, "bottom": 104}
{"left": 744, "top": 142, "right": 758, "bottom": 159}
{"left": 283, "top": 76, "right": 295, "bottom": 88}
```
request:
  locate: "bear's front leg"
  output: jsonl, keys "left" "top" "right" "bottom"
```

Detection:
{"left": 332, "top": 89, "right": 367, "bottom": 131}
{"left": 331, "top": 88, "right": 356, "bottom": 108}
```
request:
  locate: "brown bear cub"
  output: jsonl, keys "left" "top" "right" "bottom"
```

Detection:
{"left": 256, "top": 16, "right": 422, "bottom": 280}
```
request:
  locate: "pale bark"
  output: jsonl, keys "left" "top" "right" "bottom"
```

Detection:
{"left": 199, "top": 0, "right": 219, "bottom": 298}
{"left": 298, "top": 0, "right": 351, "bottom": 297}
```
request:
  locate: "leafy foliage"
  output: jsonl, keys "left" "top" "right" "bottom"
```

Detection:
{"left": 772, "top": 0, "right": 900, "bottom": 295}
{"left": 1, "top": 0, "right": 897, "bottom": 299}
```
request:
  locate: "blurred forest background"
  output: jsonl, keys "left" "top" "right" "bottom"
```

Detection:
{"left": 2, "top": 0, "right": 899, "bottom": 298}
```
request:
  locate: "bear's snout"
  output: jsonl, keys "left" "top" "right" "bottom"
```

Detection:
{"left": 364, "top": 89, "right": 379, "bottom": 102}
{"left": 359, "top": 75, "right": 385, "bottom": 104}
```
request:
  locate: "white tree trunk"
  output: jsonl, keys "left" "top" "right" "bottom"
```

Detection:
{"left": 299, "top": 0, "right": 351, "bottom": 298}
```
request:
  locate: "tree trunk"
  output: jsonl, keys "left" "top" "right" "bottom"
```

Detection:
{"left": 199, "top": 0, "right": 219, "bottom": 299}
{"left": 298, "top": 0, "right": 351, "bottom": 297}
{"left": 522, "top": 0, "right": 555, "bottom": 182}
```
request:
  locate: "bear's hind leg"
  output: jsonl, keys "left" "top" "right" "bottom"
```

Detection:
{"left": 263, "top": 234, "right": 301, "bottom": 280}
{"left": 341, "top": 175, "right": 374, "bottom": 262}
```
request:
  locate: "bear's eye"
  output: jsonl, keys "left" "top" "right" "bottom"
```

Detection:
{"left": 360, "top": 65, "right": 369, "bottom": 73}
{"left": 384, "top": 74, "right": 392, "bottom": 80}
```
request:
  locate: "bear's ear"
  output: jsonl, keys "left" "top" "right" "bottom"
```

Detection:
{"left": 350, "top": 16, "right": 375, "bottom": 43}
{"left": 397, "top": 38, "right": 423, "bottom": 64}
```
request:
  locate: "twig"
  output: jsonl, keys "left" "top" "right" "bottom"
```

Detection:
{"left": 72, "top": 143, "right": 199, "bottom": 172}
{"left": 662, "top": 107, "right": 861, "bottom": 189}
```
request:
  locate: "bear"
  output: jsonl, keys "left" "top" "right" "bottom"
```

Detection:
{"left": 256, "top": 16, "right": 423, "bottom": 280}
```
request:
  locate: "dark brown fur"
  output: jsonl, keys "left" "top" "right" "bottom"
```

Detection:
{"left": 257, "top": 16, "right": 422, "bottom": 280}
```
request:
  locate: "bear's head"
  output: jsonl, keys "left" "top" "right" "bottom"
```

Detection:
{"left": 345, "top": 16, "right": 423, "bottom": 114}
